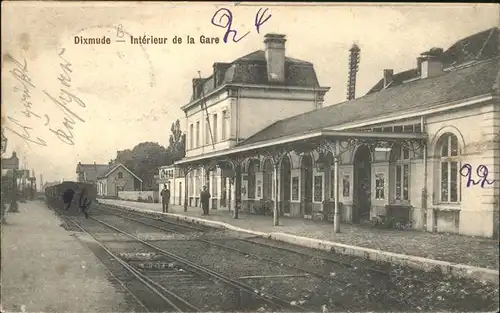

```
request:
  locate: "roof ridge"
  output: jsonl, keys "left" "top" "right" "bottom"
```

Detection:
{"left": 246, "top": 58, "right": 499, "bottom": 135}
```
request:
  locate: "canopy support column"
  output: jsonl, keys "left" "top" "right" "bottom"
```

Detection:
{"left": 333, "top": 145, "right": 340, "bottom": 233}
{"left": 273, "top": 160, "right": 280, "bottom": 226}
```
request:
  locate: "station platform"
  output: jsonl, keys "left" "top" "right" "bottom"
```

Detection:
{"left": 98, "top": 199, "right": 499, "bottom": 280}
{"left": 0, "top": 201, "right": 130, "bottom": 312}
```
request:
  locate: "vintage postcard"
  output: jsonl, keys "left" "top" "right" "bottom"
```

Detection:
{"left": 1, "top": 1, "right": 499, "bottom": 313}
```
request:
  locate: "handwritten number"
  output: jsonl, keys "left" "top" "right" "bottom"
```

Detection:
{"left": 255, "top": 8, "right": 272, "bottom": 34}
{"left": 460, "top": 164, "right": 496, "bottom": 188}
{"left": 211, "top": 8, "right": 249, "bottom": 44}
{"left": 211, "top": 8, "right": 271, "bottom": 43}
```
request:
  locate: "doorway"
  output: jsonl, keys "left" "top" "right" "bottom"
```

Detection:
{"left": 353, "top": 145, "right": 372, "bottom": 223}
{"left": 300, "top": 154, "right": 313, "bottom": 216}
{"left": 280, "top": 156, "right": 291, "bottom": 214}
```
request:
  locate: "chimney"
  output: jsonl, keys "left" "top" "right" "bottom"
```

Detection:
{"left": 416, "top": 56, "right": 424, "bottom": 75}
{"left": 192, "top": 78, "right": 204, "bottom": 99}
{"left": 264, "top": 33, "right": 286, "bottom": 83}
{"left": 346, "top": 43, "right": 361, "bottom": 100}
{"left": 383, "top": 69, "right": 394, "bottom": 88}
{"left": 420, "top": 47, "right": 444, "bottom": 79}
{"left": 213, "top": 62, "right": 231, "bottom": 88}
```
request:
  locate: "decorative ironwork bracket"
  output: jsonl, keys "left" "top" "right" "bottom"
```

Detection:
{"left": 261, "top": 146, "right": 291, "bottom": 169}
{"left": 338, "top": 137, "right": 426, "bottom": 155}
{"left": 179, "top": 164, "right": 196, "bottom": 177}
{"left": 400, "top": 138, "right": 427, "bottom": 154}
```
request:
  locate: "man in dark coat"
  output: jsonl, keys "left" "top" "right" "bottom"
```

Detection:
{"left": 79, "top": 187, "right": 92, "bottom": 219}
{"left": 160, "top": 184, "right": 171, "bottom": 213}
{"left": 200, "top": 186, "right": 211, "bottom": 215}
{"left": 62, "top": 188, "right": 75, "bottom": 211}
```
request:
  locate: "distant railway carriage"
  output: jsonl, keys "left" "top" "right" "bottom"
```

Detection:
{"left": 45, "top": 181, "right": 97, "bottom": 215}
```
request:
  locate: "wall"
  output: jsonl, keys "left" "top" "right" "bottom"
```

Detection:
{"left": 185, "top": 87, "right": 323, "bottom": 158}
{"left": 1, "top": 153, "right": 19, "bottom": 170}
{"left": 425, "top": 100, "right": 499, "bottom": 238}
{"left": 185, "top": 92, "right": 233, "bottom": 158}
{"left": 102, "top": 166, "right": 137, "bottom": 197}
{"left": 237, "top": 88, "right": 320, "bottom": 139}
{"left": 118, "top": 191, "right": 158, "bottom": 202}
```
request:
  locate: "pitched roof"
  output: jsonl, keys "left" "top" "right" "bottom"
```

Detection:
{"left": 190, "top": 49, "right": 321, "bottom": 102}
{"left": 367, "top": 27, "right": 499, "bottom": 94}
{"left": 97, "top": 163, "right": 142, "bottom": 182}
{"left": 366, "top": 69, "right": 419, "bottom": 94}
{"left": 239, "top": 57, "right": 499, "bottom": 146}
{"left": 42, "top": 181, "right": 60, "bottom": 189}
{"left": 76, "top": 163, "right": 109, "bottom": 182}
{"left": 442, "top": 27, "right": 499, "bottom": 66}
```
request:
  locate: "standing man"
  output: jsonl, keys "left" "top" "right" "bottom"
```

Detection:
{"left": 160, "top": 184, "right": 171, "bottom": 213}
{"left": 200, "top": 185, "right": 211, "bottom": 215}
{"left": 62, "top": 188, "right": 75, "bottom": 211}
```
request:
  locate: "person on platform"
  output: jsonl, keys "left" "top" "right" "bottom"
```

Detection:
{"left": 160, "top": 184, "right": 171, "bottom": 213}
{"left": 200, "top": 185, "right": 211, "bottom": 215}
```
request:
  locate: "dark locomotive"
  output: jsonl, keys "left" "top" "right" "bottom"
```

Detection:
{"left": 45, "top": 181, "right": 97, "bottom": 217}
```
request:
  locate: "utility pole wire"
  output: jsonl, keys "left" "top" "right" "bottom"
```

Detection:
{"left": 198, "top": 71, "right": 216, "bottom": 150}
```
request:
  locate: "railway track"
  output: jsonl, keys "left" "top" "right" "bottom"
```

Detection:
{"left": 67, "top": 217, "right": 202, "bottom": 312}
{"left": 82, "top": 213, "right": 308, "bottom": 312}
{"left": 96, "top": 204, "right": 429, "bottom": 282}
{"left": 92, "top": 205, "right": 432, "bottom": 310}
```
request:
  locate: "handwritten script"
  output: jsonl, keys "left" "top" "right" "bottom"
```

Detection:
{"left": 5, "top": 49, "right": 87, "bottom": 147}
{"left": 460, "top": 164, "right": 497, "bottom": 188}
{"left": 211, "top": 7, "right": 272, "bottom": 43}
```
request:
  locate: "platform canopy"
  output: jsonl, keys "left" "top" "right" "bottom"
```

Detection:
{"left": 175, "top": 129, "right": 427, "bottom": 168}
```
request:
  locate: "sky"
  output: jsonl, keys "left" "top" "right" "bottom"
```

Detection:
{"left": 1, "top": 2, "right": 498, "bottom": 184}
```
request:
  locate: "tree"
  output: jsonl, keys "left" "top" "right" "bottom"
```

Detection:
{"left": 168, "top": 119, "right": 186, "bottom": 162}
{"left": 115, "top": 149, "right": 134, "bottom": 170}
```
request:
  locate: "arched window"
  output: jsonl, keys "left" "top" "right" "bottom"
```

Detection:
{"left": 438, "top": 133, "right": 460, "bottom": 203}
{"left": 390, "top": 144, "right": 411, "bottom": 202}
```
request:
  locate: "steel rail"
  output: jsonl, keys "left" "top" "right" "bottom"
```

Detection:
{"left": 98, "top": 207, "right": 349, "bottom": 282}
{"left": 94, "top": 206, "right": 418, "bottom": 309}
{"left": 68, "top": 217, "right": 201, "bottom": 312}
{"left": 62, "top": 217, "right": 150, "bottom": 312}
{"left": 100, "top": 204, "right": 426, "bottom": 284}
{"left": 239, "top": 237, "right": 428, "bottom": 284}
{"left": 96, "top": 204, "right": 427, "bottom": 309}
{"left": 89, "top": 214, "right": 307, "bottom": 312}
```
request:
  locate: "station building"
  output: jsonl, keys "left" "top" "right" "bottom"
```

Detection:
{"left": 170, "top": 29, "right": 499, "bottom": 238}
